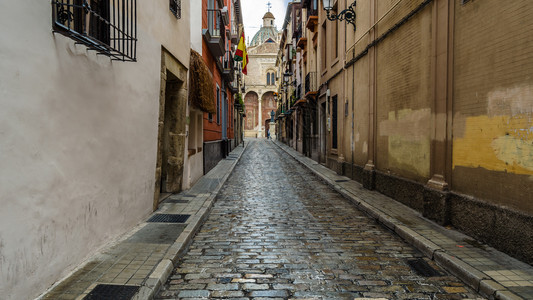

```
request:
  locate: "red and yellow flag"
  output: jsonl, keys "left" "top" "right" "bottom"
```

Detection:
{"left": 234, "top": 31, "right": 248, "bottom": 75}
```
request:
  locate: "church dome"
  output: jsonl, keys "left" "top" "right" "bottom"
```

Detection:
{"left": 250, "top": 11, "right": 278, "bottom": 47}
{"left": 250, "top": 26, "right": 279, "bottom": 47}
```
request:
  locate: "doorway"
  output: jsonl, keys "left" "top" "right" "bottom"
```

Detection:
{"left": 153, "top": 49, "right": 188, "bottom": 210}
{"left": 320, "top": 101, "right": 327, "bottom": 163}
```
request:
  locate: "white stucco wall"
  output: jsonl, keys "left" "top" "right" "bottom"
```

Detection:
{"left": 190, "top": 0, "right": 203, "bottom": 53}
{"left": 0, "top": 1, "right": 190, "bottom": 299}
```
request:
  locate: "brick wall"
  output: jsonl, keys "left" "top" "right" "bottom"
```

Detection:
{"left": 375, "top": 0, "right": 433, "bottom": 182}
{"left": 452, "top": 0, "right": 533, "bottom": 214}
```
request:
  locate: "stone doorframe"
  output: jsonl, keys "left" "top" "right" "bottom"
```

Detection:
{"left": 153, "top": 48, "right": 188, "bottom": 211}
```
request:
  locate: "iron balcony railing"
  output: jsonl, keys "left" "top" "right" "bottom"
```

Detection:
{"left": 203, "top": 9, "right": 226, "bottom": 57}
{"left": 223, "top": 51, "right": 234, "bottom": 71}
{"left": 52, "top": 0, "right": 137, "bottom": 61}
{"left": 230, "top": 16, "right": 239, "bottom": 43}
{"left": 222, "top": 51, "right": 235, "bottom": 82}
{"left": 305, "top": 72, "right": 317, "bottom": 94}
{"left": 294, "top": 22, "right": 302, "bottom": 44}
{"left": 206, "top": 9, "right": 226, "bottom": 40}
{"left": 305, "top": 0, "right": 319, "bottom": 16}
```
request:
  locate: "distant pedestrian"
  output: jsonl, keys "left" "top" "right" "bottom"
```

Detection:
{"left": 267, "top": 129, "right": 271, "bottom": 139}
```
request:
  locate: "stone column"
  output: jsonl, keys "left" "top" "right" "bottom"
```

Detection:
{"left": 258, "top": 95, "right": 263, "bottom": 137}
{"left": 424, "top": 0, "right": 454, "bottom": 225}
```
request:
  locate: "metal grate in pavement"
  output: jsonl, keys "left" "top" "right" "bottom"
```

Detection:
{"left": 147, "top": 214, "right": 190, "bottom": 223}
{"left": 84, "top": 284, "right": 139, "bottom": 300}
{"left": 407, "top": 258, "right": 442, "bottom": 277}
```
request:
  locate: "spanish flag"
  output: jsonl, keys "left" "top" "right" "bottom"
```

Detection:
{"left": 234, "top": 31, "right": 248, "bottom": 75}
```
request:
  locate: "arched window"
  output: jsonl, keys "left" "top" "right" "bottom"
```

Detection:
{"left": 266, "top": 73, "right": 271, "bottom": 85}
{"left": 270, "top": 73, "right": 275, "bottom": 85}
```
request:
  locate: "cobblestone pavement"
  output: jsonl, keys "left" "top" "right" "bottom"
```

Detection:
{"left": 156, "top": 140, "right": 481, "bottom": 299}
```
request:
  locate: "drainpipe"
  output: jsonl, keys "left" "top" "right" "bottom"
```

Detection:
{"left": 351, "top": 50, "right": 355, "bottom": 178}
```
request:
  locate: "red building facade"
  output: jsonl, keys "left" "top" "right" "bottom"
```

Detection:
{"left": 201, "top": 0, "right": 242, "bottom": 173}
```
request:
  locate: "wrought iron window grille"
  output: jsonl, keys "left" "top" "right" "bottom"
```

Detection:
{"left": 170, "top": 0, "right": 181, "bottom": 18}
{"left": 52, "top": 0, "right": 137, "bottom": 62}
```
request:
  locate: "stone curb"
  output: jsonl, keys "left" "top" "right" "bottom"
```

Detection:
{"left": 139, "top": 142, "right": 249, "bottom": 300}
{"left": 271, "top": 140, "right": 520, "bottom": 300}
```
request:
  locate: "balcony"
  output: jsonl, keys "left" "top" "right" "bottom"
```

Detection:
{"left": 297, "top": 37, "right": 307, "bottom": 49}
{"left": 305, "top": 72, "right": 318, "bottom": 96}
{"left": 52, "top": 0, "right": 137, "bottom": 61}
{"left": 294, "top": 23, "right": 302, "bottom": 43}
{"left": 222, "top": 51, "right": 235, "bottom": 82}
{"left": 306, "top": 1, "right": 319, "bottom": 32}
{"left": 202, "top": 9, "right": 226, "bottom": 58}
{"left": 230, "top": 77, "right": 239, "bottom": 94}
{"left": 230, "top": 22, "right": 239, "bottom": 44}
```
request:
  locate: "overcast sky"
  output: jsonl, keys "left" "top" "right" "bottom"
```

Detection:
{"left": 241, "top": 0, "right": 290, "bottom": 44}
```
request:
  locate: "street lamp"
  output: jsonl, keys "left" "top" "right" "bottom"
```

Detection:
{"left": 322, "top": 0, "right": 356, "bottom": 29}
{"left": 283, "top": 69, "right": 293, "bottom": 82}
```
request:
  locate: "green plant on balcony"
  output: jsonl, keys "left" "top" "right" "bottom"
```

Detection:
{"left": 235, "top": 93, "right": 244, "bottom": 107}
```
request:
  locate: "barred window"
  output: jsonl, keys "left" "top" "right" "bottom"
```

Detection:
{"left": 52, "top": 0, "right": 137, "bottom": 61}
{"left": 170, "top": 0, "right": 181, "bottom": 18}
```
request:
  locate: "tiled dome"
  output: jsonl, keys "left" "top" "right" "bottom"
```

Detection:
{"left": 250, "top": 26, "right": 279, "bottom": 47}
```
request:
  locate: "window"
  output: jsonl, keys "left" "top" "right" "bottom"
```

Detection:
{"left": 266, "top": 72, "right": 275, "bottom": 86}
{"left": 170, "top": 0, "right": 181, "bottom": 18}
{"left": 216, "top": 85, "right": 221, "bottom": 124}
{"left": 52, "top": 0, "right": 137, "bottom": 61}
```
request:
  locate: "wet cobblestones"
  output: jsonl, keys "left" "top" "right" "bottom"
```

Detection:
{"left": 156, "top": 140, "right": 481, "bottom": 299}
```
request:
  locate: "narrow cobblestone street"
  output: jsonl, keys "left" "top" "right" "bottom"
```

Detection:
{"left": 156, "top": 140, "right": 480, "bottom": 299}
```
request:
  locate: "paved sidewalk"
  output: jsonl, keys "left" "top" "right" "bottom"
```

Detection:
{"left": 273, "top": 140, "right": 533, "bottom": 300}
{"left": 39, "top": 142, "right": 247, "bottom": 300}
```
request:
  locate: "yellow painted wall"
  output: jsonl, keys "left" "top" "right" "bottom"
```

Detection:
{"left": 452, "top": 0, "right": 533, "bottom": 213}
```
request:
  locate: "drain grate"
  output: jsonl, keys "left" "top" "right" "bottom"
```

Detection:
{"left": 84, "top": 284, "right": 139, "bottom": 300}
{"left": 407, "top": 258, "right": 442, "bottom": 277}
{"left": 147, "top": 214, "right": 190, "bottom": 223}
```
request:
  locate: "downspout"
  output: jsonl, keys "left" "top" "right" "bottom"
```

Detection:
{"left": 351, "top": 48, "right": 355, "bottom": 178}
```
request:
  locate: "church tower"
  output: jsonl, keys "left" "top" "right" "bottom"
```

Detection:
{"left": 263, "top": 11, "right": 275, "bottom": 28}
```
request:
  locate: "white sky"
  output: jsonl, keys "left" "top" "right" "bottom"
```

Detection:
{"left": 241, "top": 0, "right": 290, "bottom": 44}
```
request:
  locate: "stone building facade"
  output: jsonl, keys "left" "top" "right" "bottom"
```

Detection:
{"left": 243, "top": 12, "right": 280, "bottom": 138}
{"left": 0, "top": 1, "right": 194, "bottom": 299}
{"left": 277, "top": 0, "right": 533, "bottom": 264}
